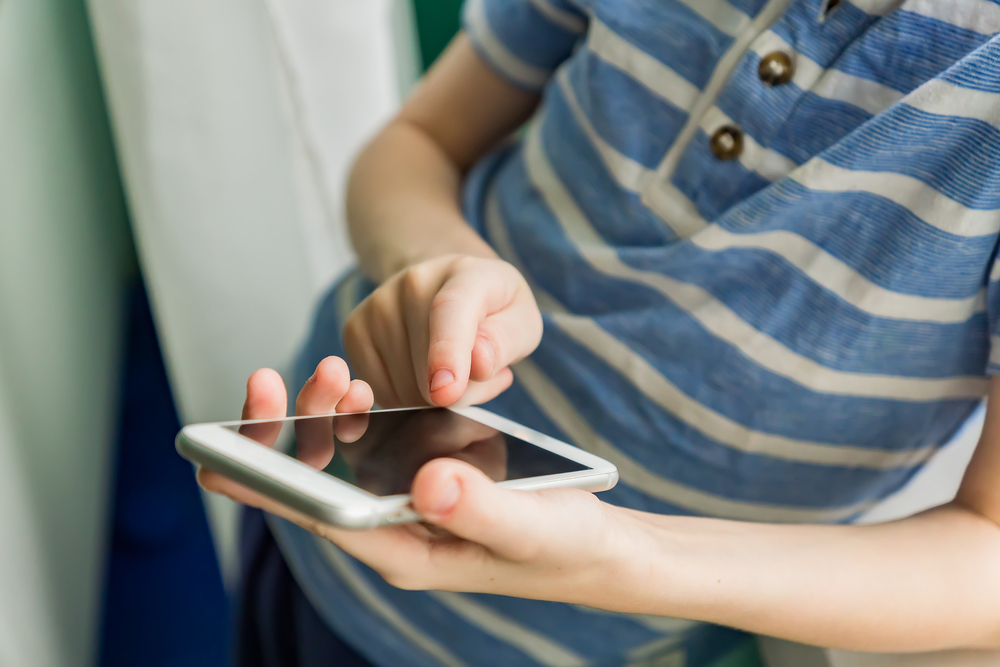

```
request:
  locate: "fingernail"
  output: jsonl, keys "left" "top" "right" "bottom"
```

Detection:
{"left": 427, "top": 478, "right": 460, "bottom": 518}
{"left": 429, "top": 369, "right": 455, "bottom": 392}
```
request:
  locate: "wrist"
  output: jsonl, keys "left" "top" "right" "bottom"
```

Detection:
{"left": 364, "top": 221, "right": 498, "bottom": 283}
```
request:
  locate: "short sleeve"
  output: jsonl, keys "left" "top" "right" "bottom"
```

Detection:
{"left": 462, "top": 0, "right": 588, "bottom": 91}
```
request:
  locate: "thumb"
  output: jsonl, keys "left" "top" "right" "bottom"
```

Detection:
{"left": 410, "top": 458, "right": 548, "bottom": 562}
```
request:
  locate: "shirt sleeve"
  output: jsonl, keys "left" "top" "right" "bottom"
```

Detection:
{"left": 462, "top": 0, "right": 588, "bottom": 91}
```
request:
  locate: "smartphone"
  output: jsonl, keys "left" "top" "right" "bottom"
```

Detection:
{"left": 176, "top": 406, "right": 619, "bottom": 530}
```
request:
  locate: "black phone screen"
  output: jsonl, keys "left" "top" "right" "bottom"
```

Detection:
{"left": 228, "top": 408, "right": 588, "bottom": 497}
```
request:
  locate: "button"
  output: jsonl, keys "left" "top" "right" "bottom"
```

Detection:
{"left": 758, "top": 52, "right": 794, "bottom": 86}
{"left": 710, "top": 125, "right": 743, "bottom": 161}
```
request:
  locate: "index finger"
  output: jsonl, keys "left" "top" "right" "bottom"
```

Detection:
{"left": 426, "top": 263, "right": 518, "bottom": 406}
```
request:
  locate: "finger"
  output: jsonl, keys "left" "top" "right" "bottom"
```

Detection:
{"left": 344, "top": 307, "right": 402, "bottom": 409}
{"left": 334, "top": 380, "right": 374, "bottom": 442}
{"left": 367, "top": 300, "right": 427, "bottom": 407}
{"left": 239, "top": 368, "right": 288, "bottom": 446}
{"left": 426, "top": 264, "right": 518, "bottom": 406}
{"left": 410, "top": 458, "right": 594, "bottom": 563}
{"left": 295, "top": 356, "right": 352, "bottom": 416}
{"left": 336, "top": 379, "right": 374, "bottom": 414}
{"left": 334, "top": 413, "right": 370, "bottom": 443}
{"left": 468, "top": 299, "right": 543, "bottom": 383}
{"left": 454, "top": 367, "right": 514, "bottom": 407}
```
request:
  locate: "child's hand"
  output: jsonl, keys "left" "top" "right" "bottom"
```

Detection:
{"left": 344, "top": 254, "right": 543, "bottom": 408}
{"left": 201, "top": 358, "right": 627, "bottom": 607}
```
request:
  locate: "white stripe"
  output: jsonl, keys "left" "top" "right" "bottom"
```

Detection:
{"left": 790, "top": 159, "right": 1000, "bottom": 238}
{"left": 991, "top": 335, "right": 1000, "bottom": 367}
{"left": 486, "top": 195, "right": 937, "bottom": 469}
{"left": 903, "top": 0, "right": 1000, "bottom": 35}
{"left": 571, "top": 605, "right": 698, "bottom": 633}
{"left": 750, "top": 31, "right": 905, "bottom": 116}
{"left": 431, "top": 593, "right": 586, "bottom": 667}
{"left": 554, "top": 74, "right": 707, "bottom": 238}
{"left": 906, "top": 78, "right": 1000, "bottom": 132}
{"left": 847, "top": 0, "right": 904, "bottom": 16}
{"left": 514, "top": 359, "right": 876, "bottom": 522}
{"left": 465, "top": 0, "right": 551, "bottom": 88}
{"left": 676, "top": 0, "right": 751, "bottom": 37}
{"left": 526, "top": 0, "right": 587, "bottom": 33}
{"left": 699, "top": 106, "right": 797, "bottom": 181}
{"left": 690, "top": 225, "right": 988, "bottom": 323}
{"left": 313, "top": 540, "right": 468, "bottom": 667}
{"left": 813, "top": 68, "right": 906, "bottom": 115}
{"left": 523, "top": 127, "right": 990, "bottom": 400}
{"left": 555, "top": 315, "right": 940, "bottom": 468}
{"left": 626, "top": 635, "right": 687, "bottom": 666}
{"left": 587, "top": 18, "right": 700, "bottom": 112}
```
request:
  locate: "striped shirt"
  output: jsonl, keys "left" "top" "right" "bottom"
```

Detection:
{"left": 270, "top": 0, "right": 1000, "bottom": 665}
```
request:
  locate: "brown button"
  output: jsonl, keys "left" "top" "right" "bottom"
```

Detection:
{"left": 758, "top": 51, "right": 794, "bottom": 86}
{"left": 710, "top": 125, "right": 743, "bottom": 161}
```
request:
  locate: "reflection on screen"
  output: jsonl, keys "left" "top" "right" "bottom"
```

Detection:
{"left": 228, "top": 408, "right": 588, "bottom": 497}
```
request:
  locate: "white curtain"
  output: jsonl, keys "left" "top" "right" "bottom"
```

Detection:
{"left": 0, "top": 0, "right": 133, "bottom": 664}
{"left": 86, "top": 0, "right": 418, "bottom": 583}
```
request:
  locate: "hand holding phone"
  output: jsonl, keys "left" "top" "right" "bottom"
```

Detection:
{"left": 189, "top": 357, "right": 623, "bottom": 602}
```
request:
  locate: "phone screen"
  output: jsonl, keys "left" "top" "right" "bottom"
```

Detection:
{"left": 227, "top": 408, "right": 588, "bottom": 497}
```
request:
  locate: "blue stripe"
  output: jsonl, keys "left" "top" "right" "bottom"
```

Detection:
{"left": 822, "top": 104, "right": 1000, "bottom": 210}
{"left": 566, "top": 50, "right": 689, "bottom": 166}
{"left": 584, "top": 0, "right": 733, "bottom": 89}
{"left": 725, "top": 0, "right": 770, "bottom": 18}
{"left": 939, "top": 39, "right": 1000, "bottom": 92}
{"left": 495, "top": 158, "right": 985, "bottom": 436}
{"left": 478, "top": 0, "right": 583, "bottom": 71}
{"left": 501, "top": 148, "right": 992, "bottom": 378}
{"left": 533, "top": 325, "right": 943, "bottom": 507}
{"left": 541, "top": 90, "right": 677, "bottom": 245}
{"left": 767, "top": 92, "right": 874, "bottom": 165}
{"left": 355, "top": 565, "right": 550, "bottom": 667}
{"left": 671, "top": 129, "right": 773, "bottom": 220}
{"left": 835, "top": 10, "right": 991, "bottom": 92}
{"left": 716, "top": 57, "right": 874, "bottom": 164}
{"left": 771, "top": 0, "right": 881, "bottom": 67}
{"left": 626, "top": 242, "right": 992, "bottom": 375}
{"left": 466, "top": 594, "right": 665, "bottom": 659}
{"left": 722, "top": 181, "right": 997, "bottom": 300}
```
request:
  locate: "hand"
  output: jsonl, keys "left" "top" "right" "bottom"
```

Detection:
{"left": 344, "top": 254, "right": 543, "bottom": 408}
{"left": 200, "top": 359, "right": 633, "bottom": 605}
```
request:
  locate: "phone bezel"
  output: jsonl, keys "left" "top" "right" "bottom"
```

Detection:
{"left": 176, "top": 406, "right": 619, "bottom": 529}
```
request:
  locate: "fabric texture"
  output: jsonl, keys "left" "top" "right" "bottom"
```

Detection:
{"left": 269, "top": 0, "right": 1000, "bottom": 664}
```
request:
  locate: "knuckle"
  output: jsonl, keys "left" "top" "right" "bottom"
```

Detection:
{"left": 380, "top": 568, "right": 427, "bottom": 591}
{"left": 401, "top": 263, "right": 436, "bottom": 299}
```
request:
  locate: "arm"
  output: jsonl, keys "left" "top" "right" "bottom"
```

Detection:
{"left": 627, "top": 419, "right": 1000, "bottom": 652}
{"left": 338, "top": 35, "right": 544, "bottom": 409}
{"left": 346, "top": 34, "right": 539, "bottom": 283}
{"left": 206, "top": 373, "right": 1000, "bottom": 653}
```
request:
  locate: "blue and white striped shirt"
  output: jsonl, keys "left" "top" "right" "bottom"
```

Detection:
{"left": 271, "top": 0, "right": 1000, "bottom": 664}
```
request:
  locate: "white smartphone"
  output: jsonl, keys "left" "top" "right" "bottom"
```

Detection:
{"left": 176, "top": 406, "right": 619, "bottom": 530}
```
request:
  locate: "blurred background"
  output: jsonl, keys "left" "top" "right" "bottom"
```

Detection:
{"left": 0, "top": 0, "right": 990, "bottom": 666}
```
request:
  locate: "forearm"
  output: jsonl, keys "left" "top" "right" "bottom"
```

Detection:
{"left": 607, "top": 503, "right": 1000, "bottom": 652}
{"left": 346, "top": 120, "right": 496, "bottom": 283}
{"left": 344, "top": 35, "right": 538, "bottom": 284}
